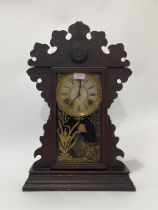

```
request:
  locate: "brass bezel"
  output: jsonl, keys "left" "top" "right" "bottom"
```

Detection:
{"left": 56, "top": 73, "right": 102, "bottom": 117}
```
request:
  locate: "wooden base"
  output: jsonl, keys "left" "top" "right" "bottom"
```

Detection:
{"left": 23, "top": 166, "right": 135, "bottom": 191}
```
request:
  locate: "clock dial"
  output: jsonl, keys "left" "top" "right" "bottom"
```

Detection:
{"left": 56, "top": 74, "right": 102, "bottom": 117}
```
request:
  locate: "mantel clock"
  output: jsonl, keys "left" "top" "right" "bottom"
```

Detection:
{"left": 23, "top": 22, "right": 135, "bottom": 191}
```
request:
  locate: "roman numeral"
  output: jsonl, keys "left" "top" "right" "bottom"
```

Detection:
{"left": 84, "top": 104, "right": 88, "bottom": 110}
{"left": 64, "top": 85, "right": 69, "bottom": 89}
{"left": 61, "top": 92, "right": 68, "bottom": 95}
{"left": 88, "top": 85, "right": 94, "bottom": 89}
{"left": 69, "top": 79, "right": 74, "bottom": 84}
{"left": 90, "top": 93, "right": 96, "bottom": 96}
{"left": 77, "top": 105, "right": 80, "bottom": 111}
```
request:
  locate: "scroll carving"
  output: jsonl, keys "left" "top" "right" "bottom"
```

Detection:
{"left": 33, "top": 117, "right": 52, "bottom": 168}
{"left": 108, "top": 68, "right": 132, "bottom": 108}
{"left": 27, "top": 67, "right": 51, "bottom": 107}
{"left": 108, "top": 116, "right": 125, "bottom": 169}
{"left": 28, "top": 21, "right": 129, "bottom": 68}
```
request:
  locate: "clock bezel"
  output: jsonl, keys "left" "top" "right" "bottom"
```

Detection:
{"left": 56, "top": 73, "right": 102, "bottom": 117}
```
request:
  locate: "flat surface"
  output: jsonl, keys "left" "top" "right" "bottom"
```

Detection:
{"left": 0, "top": 0, "right": 158, "bottom": 209}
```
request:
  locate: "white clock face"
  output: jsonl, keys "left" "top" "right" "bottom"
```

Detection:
{"left": 56, "top": 73, "right": 102, "bottom": 117}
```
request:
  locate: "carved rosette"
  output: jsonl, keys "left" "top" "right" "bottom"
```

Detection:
{"left": 27, "top": 21, "right": 132, "bottom": 169}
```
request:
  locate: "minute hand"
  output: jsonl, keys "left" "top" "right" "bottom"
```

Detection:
{"left": 71, "top": 80, "right": 81, "bottom": 104}
{"left": 78, "top": 80, "right": 81, "bottom": 96}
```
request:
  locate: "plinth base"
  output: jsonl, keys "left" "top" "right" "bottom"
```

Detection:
{"left": 23, "top": 166, "right": 135, "bottom": 191}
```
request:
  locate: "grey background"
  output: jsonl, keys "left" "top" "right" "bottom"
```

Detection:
{"left": 0, "top": 0, "right": 158, "bottom": 209}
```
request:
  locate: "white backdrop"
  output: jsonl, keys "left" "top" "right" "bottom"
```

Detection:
{"left": 0, "top": 0, "right": 158, "bottom": 210}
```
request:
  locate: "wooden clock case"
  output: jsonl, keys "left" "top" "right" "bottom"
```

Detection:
{"left": 23, "top": 22, "right": 135, "bottom": 191}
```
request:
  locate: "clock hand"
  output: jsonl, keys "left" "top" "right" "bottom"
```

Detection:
{"left": 71, "top": 95, "right": 79, "bottom": 104}
{"left": 78, "top": 80, "right": 81, "bottom": 96}
{"left": 70, "top": 80, "right": 81, "bottom": 106}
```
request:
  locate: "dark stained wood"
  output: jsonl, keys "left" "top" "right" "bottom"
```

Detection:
{"left": 23, "top": 22, "right": 135, "bottom": 191}
{"left": 28, "top": 22, "right": 129, "bottom": 68}
{"left": 23, "top": 166, "right": 135, "bottom": 191}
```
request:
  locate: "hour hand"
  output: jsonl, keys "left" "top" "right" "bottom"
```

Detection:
{"left": 71, "top": 95, "right": 78, "bottom": 104}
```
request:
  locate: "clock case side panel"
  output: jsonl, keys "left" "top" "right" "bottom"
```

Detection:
{"left": 26, "top": 67, "right": 55, "bottom": 169}
{"left": 51, "top": 67, "right": 108, "bottom": 170}
{"left": 107, "top": 67, "right": 132, "bottom": 169}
